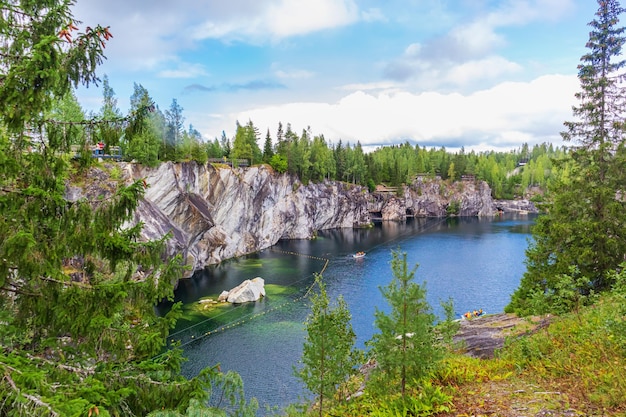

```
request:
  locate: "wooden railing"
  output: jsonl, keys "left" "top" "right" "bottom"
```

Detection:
{"left": 208, "top": 158, "right": 249, "bottom": 167}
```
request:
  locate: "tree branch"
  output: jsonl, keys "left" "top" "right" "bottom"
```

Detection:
{"left": 3, "top": 372, "right": 60, "bottom": 417}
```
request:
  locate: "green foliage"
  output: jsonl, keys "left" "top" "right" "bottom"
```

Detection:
{"left": 269, "top": 153, "right": 288, "bottom": 173}
{"left": 262, "top": 129, "right": 274, "bottom": 163}
{"left": 0, "top": 2, "right": 256, "bottom": 415}
{"left": 325, "top": 382, "right": 452, "bottom": 417}
{"left": 367, "top": 250, "right": 443, "bottom": 398}
{"left": 295, "top": 274, "right": 362, "bottom": 416}
{"left": 525, "top": 266, "right": 599, "bottom": 316}
{"left": 123, "top": 83, "right": 161, "bottom": 166}
{"left": 436, "top": 298, "right": 460, "bottom": 348}
{"left": 508, "top": 0, "right": 626, "bottom": 316}
{"left": 367, "top": 382, "right": 453, "bottom": 417}
{"left": 446, "top": 200, "right": 461, "bottom": 216}
{"left": 231, "top": 120, "right": 262, "bottom": 165}
{"left": 500, "top": 292, "right": 626, "bottom": 409}
{"left": 163, "top": 99, "right": 185, "bottom": 160}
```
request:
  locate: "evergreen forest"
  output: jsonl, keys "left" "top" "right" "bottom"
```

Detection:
{"left": 54, "top": 80, "right": 567, "bottom": 200}
{"left": 2, "top": 0, "right": 626, "bottom": 416}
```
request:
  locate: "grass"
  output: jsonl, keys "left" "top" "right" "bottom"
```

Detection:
{"left": 442, "top": 294, "right": 626, "bottom": 416}
{"left": 286, "top": 294, "right": 626, "bottom": 416}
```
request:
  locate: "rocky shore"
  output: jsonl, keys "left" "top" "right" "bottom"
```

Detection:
{"left": 453, "top": 313, "right": 550, "bottom": 359}
{"left": 67, "top": 162, "right": 537, "bottom": 277}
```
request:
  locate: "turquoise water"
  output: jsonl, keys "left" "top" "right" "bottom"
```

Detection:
{"left": 163, "top": 214, "right": 535, "bottom": 412}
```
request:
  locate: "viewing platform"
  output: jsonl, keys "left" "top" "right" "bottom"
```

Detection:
{"left": 208, "top": 158, "right": 249, "bottom": 167}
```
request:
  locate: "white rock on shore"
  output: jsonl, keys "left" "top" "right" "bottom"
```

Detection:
{"left": 218, "top": 277, "right": 266, "bottom": 304}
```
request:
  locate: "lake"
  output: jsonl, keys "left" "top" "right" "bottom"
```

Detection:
{"left": 161, "top": 214, "right": 535, "bottom": 412}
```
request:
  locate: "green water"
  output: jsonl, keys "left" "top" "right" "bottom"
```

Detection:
{"left": 160, "top": 214, "right": 535, "bottom": 412}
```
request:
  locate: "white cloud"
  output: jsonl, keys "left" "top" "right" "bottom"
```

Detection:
{"left": 338, "top": 81, "right": 400, "bottom": 92}
{"left": 192, "top": 0, "right": 360, "bottom": 42}
{"left": 73, "top": 0, "right": 361, "bottom": 73}
{"left": 383, "top": 0, "right": 576, "bottom": 86}
{"left": 73, "top": 1, "right": 193, "bottom": 72}
{"left": 266, "top": 0, "right": 359, "bottom": 38}
{"left": 444, "top": 56, "right": 523, "bottom": 86}
{"left": 484, "top": 0, "right": 574, "bottom": 27}
{"left": 361, "top": 7, "right": 387, "bottom": 23}
{"left": 202, "top": 74, "right": 579, "bottom": 152}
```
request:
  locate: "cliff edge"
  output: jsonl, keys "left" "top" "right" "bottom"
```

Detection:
{"left": 66, "top": 161, "right": 536, "bottom": 277}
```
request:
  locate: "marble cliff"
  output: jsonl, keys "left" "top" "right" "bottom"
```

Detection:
{"left": 68, "top": 162, "right": 536, "bottom": 277}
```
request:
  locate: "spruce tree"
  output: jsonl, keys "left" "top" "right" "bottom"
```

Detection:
{"left": 295, "top": 274, "right": 361, "bottom": 416}
{"left": 368, "top": 250, "right": 442, "bottom": 398}
{"left": 0, "top": 1, "right": 256, "bottom": 415}
{"left": 508, "top": 0, "right": 626, "bottom": 315}
{"left": 262, "top": 128, "right": 274, "bottom": 163}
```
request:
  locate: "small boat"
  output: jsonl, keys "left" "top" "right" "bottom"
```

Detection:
{"left": 353, "top": 251, "right": 366, "bottom": 259}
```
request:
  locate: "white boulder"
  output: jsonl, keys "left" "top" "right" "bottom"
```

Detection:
{"left": 223, "top": 277, "right": 265, "bottom": 304}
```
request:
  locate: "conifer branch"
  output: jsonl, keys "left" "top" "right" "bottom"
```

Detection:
{"left": 25, "top": 354, "right": 95, "bottom": 378}
{"left": 38, "top": 275, "right": 92, "bottom": 289}
{"left": 3, "top": 373, "right": 59, "bottom": 417}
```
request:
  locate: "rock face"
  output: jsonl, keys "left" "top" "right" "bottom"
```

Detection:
{"left": 125, "top": 162, "right": 371, "bottom": 276}
{"left": 368, "top": 177, "right": 507, "bottom": 219}
{"left": 453, "top": 313, "right": 550, "bottom": 359}
{"left": 494, "top": 199, "right": 538, "bottom": 214}
{"left": 66, "top": 162, "right": 536, "bottom": 277}
{"left": 218, "top": 277, "right": 266, "bottom": 304}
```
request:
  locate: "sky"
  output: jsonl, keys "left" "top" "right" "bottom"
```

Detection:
{"left": 72, "top": 0, "right": 600, "bottom": 153}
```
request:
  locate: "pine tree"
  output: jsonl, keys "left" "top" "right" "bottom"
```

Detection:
{"left": 295, "top": 275, "right": 361, "bottom": 416}
{"left": 262, "top": 128, "right": 274, "bottom": 163}
{"left": 368, "top": 250, "right": 442, "bottom": 398}
{"left": 125, "top": 83, "right": 161, "bottom": 166}
{"left": 508, "top": 0, "right": 626, "bottom": 315}
{"left": 165, "top": 98, "right": 185, "bottom": 160}
{"left": 0, "top": 1, "right": 256, "bottom": 415}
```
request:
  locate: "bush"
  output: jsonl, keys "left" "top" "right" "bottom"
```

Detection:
{"left": 446, "top": 200, "right": 460, "bottom": 216}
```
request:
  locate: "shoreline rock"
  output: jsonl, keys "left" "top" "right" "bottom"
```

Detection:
{"left": 453, "top": 313, "right": 550, "bottom": 359}
{"left": 218, "top": 277, "right": 266, "bottom": 304}
{"left": 66, "top": 162, "right": 537, "bottom": 277}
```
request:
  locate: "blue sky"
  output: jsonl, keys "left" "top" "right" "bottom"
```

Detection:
{"left": 73, "top": 0, "right": 600, "bottom": 152}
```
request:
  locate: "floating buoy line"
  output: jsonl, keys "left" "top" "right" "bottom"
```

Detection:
{"left": 163, "top": 217, "right": 447, "bottom": 352}
{"left": 164, "top": 249, "right": 329, "bottom": 350}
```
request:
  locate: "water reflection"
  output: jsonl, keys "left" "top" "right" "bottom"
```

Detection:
{"left": 163, "top": 214, "right": 535, "bottom": 413}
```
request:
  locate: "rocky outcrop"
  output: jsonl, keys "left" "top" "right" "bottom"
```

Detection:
{"left": 218, "top": 278, "right": 266, "bottom": 304}
{"left": 369, "top": 178, "right": 503, "bottom": 220}
{"left": 124, "top": 162, "right": 371, "bottom": 275}
{"left": 453, "top": 313, "right": 550, "bottom": 359}
{"left": 66, "top": 162, "right": 534, "bottom": 277}
{"left": 494, "top": 199, "right": 538, "bottom": 214}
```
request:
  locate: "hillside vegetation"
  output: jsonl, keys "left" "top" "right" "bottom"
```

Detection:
{"left": 285, "top": 0, "right": 626, "bottom": 415}
{"left": 288, "top": 288, "right": 626, "bottom": 416}
{"left": 2, "top": 0, "right": 626, "bottom": 416}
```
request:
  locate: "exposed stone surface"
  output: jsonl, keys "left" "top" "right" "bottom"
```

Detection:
{"left": 65, "top": 162, "right": 536, "bottom": 278}
{"left": 125, "top": 162, "right": 372, "bottom": 276}
{"left": 453, "top": 313, "right": 550, "bottom": 359}
{"left": 494, "top": 199, "right": 539, "bottom": 213}
{"left": 220, "top": 277, "right": 266, "bottom": 304}
{"left": 369, "top": 178, "right": 513, "bottom": 219}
